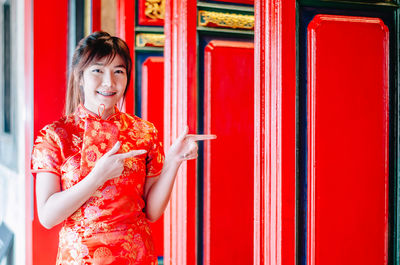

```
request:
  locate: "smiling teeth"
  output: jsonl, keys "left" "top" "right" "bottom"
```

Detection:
{"left": 97, "top": 91, "right": 116, "bottom": 96}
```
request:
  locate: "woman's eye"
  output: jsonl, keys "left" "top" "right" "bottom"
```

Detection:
{"left": 115, "top": 69, "right": 125, "bottom": 74}
{"left": 92, "top": 69, "right": 101, "bottom": 73}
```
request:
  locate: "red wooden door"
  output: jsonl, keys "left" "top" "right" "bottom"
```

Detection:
{"left": 141, "top": 57, "right": 165, "bottom": 258}
{"left": 307, "top": 14, "right": 389, "bottom": 265}
{"left": 203, "top": 40, "right": 254, "bottom": 265}
{"left": 297, "top": 2, "right": 397, "bottom": 264}
{"left": 196, "top": 3, "right": 256, "bottom": 265}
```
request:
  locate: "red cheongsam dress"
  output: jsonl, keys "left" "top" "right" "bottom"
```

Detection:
{"left": 31, "top": 105, "right": 164, "bottom": 265}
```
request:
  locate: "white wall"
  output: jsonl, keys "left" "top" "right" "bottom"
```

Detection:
{"left": 0, "top": 0, "right": 30, "bottom": 264}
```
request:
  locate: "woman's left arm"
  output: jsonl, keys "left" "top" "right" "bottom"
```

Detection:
{"left": 143, "top": 126, "right": 216, "bottom": 222}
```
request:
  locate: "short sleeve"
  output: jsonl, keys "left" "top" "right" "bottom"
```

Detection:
{"left": 31, "top": 125, "right": 62, "bottom": 177}
{"left": 146, "top": 127, "right": 164, "bottom": 178}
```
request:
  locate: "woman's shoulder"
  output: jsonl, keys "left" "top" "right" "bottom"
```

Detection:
{"left": 39, "top": 114, "right": 72, "bottom": 130}
{"left": 37, "top": 114, "right": 79, "bottom": 140}
{"left": 121, "top": 112, "right": 158, "bottom": 133}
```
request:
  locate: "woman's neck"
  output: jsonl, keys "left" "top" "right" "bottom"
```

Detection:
{"left": 84, "top": 103, "right": 115, "bottom": 119}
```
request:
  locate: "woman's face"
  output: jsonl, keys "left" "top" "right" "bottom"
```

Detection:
{"left": 81, "top": 54, "right": 127, "bottom": 117}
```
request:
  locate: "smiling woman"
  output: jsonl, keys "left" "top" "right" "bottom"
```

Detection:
{"left": 30, "top": 31, "right": 215, "bottom": 265}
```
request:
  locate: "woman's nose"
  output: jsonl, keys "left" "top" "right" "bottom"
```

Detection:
{"left": 102, "top": 71, "right": 114, "bottom": 87}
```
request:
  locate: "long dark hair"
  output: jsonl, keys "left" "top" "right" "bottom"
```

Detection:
{"left": 65, "top": 31, "right": 132, "bottom": 115}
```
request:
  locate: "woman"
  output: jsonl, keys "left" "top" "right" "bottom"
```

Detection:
{"left": 31, "top": 31, "right": 215, "bottom": 265}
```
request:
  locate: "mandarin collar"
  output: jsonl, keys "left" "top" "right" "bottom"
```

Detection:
{"left": 75, "top": 104, "right": 121, "bottom": 121}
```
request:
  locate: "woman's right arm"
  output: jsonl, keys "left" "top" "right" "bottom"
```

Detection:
{"left": 36, "top": 170, "right": 105, "bottom": 229}
{"left": 36, "top": 141, "right": 146, "bottom": 229}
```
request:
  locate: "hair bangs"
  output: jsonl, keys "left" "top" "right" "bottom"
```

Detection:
{"left": 79, "top": 44, "right": 118, "bottom": 71}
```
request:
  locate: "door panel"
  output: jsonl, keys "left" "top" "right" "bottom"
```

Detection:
{"left": 141, "top": 57, "right": 164, "bottom": 134}
{"left": 203, "top": 40, "right": 254, "bottom": 265}
{"left": 135, "top": 52, "right": 163, "bottom": 117}
{"left": 307, "top": 15, "right": 389, "bottom": 265}
{"left": 141, "top": 57, "right": 165, "bottom": 259}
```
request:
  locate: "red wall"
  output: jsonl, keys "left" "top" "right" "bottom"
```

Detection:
{"left": 32, "top": 0, "right": 69, "bottom": 264}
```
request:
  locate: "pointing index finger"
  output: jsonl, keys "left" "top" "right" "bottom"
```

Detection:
{"left": 186, "top": 134, "right": 217, "bottom": 142}
{"left": 106, "top": 141, "right": 121, "bottom": 156}
{"left": 115, "top": 149, "right": 147, "bottom": 160}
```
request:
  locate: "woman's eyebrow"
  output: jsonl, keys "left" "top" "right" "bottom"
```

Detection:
{"left": 91, "top": 63, "right": 125, "bottom": 68}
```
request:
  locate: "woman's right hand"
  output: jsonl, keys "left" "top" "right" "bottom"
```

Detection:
{"left": 91, "top": 141, "right": 147, "bottom": 185}
{"left": 36, "top": 141, "right": 146, "bottom": 229}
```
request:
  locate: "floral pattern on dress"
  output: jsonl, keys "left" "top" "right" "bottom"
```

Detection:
{"left": 31, "top": 104, "right": 164, "bottom": 265}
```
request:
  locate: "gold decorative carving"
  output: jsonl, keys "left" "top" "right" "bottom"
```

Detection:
{"left": 198, "top": 10, "right": 254, "bottom": 30}
{"left": 136, "top": 33, "right": 165, "bottom": 48}
{"left": 145, "top": 0, "right": 165, "bottom": 20}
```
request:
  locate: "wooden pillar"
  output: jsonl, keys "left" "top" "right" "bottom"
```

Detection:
{"left": 254, "top": 0, "right": 296, "bottom": 264}
{"left": 31, "top": 1, "right": 69, "bottom": 265}
{"left": 164, "top": 0, "right": 198, "bottom": 264}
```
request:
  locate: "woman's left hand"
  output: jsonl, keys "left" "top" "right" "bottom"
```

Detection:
{"left": 144, "top": 126, "right": 216, "bottom": 221}
{"left": 166, "top": 126, "right": 216, "bottom": 163}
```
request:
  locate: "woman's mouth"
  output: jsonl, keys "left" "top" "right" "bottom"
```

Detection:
{"left": 97, "top": 91, "right": 117, "bottom": 96}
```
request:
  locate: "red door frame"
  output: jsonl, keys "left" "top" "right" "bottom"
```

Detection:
{"left": 164, "top": 0, "right": 198, "bottom": 264}
{"left": 254, "top": 0, "right": 296, "bottom": 264}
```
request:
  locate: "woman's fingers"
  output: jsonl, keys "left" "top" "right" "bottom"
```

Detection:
{"left": 176, "top": 125, "right": 189, "bottom": 143}
{"left": 186, "top": 134, "right": 217, "bottom": 142}
{"left": 182, "top": 153, "right": 198, "bottom": 160}
{"left": 190, "top": 141, "right": 198, "bottom": 152}
{"left": 106, "top": 141, "right": 121, "bottom": 156}
{"left": 115, "top": 149, "right": 147, "bottom": 160}
{"left": 181, "top": 141, "right": 198, "bottom": 160}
